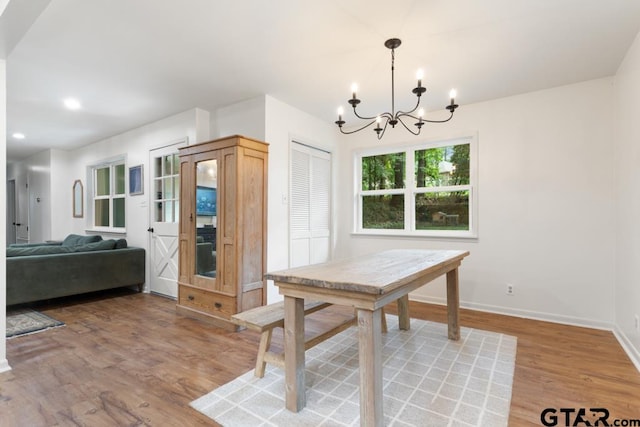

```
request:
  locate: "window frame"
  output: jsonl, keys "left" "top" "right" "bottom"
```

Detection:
{"left": 152, "top": 152, "right": 180, "bottom": 224}
{"left": 90, "top": 158, "right": 126, "bottom": 232}
{"left": 354, "top": 134, "right": 478, "bottom": 239}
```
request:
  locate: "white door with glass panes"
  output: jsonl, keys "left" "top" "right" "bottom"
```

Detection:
{"left": 290, "top": 142, "right": 331, "bottom": 268}
{"left": 148, "top": 140, "right": 186, "bottom": 297}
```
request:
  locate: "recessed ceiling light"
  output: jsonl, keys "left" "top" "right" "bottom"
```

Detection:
{"left": 12, "top": 133, "right": 26, "bottom": 139}
{"left": 63, "top": 97, "right": 82, "bottom": 110}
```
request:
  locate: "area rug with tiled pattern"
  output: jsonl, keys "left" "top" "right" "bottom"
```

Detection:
{"left": 6, "top": 308, "right": 65, "bottom": 338}
{"left": 191, "top": 315, "right": 517, "bottom": 427}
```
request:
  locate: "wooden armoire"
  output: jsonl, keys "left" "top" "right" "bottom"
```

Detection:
{"left": 176, "top": 135, "right": 268, "bottom": 330}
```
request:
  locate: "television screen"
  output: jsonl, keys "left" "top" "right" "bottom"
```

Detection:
{"left": 196, "top": 186, "right": 216, "bottom": 216}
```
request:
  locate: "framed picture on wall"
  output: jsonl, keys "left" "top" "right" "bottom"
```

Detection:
{"left": 129, "top": 165, "right": 143, "bottom": 196}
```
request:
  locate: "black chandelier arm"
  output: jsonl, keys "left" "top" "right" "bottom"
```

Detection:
{"left": 337, "top": 119, "right": 379, "bottom": 135}
{"left": 375, "top": 118, "right": 390, "bottom": 140}
{"left": 398, "top": 110, "right": 455, "bottom": 124}
{"left": 396, "top": 116, "right": 421, "bottom": 136}
{"left": 352, "top": 106, "right": 394, "bottom": 122}
{"left": 395, "top": 95, "right": 422, "bottom": 118}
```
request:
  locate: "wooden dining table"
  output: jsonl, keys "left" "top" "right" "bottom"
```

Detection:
{"left": 265, "top": 249, "right": 470, "bottom": 427}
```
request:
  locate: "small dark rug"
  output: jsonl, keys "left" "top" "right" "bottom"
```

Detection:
{"left": 6, "top": 309, "right": 64, "bottom": 338}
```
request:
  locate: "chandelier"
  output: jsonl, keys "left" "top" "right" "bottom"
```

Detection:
{"left": 335, "top": 38, "right": 459, "bottom": 139}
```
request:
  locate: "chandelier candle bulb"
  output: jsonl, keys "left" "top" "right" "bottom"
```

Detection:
{"left": 351, "top": 83, "right": 358, "bottom": 99}
{"left": 450, "top": 89, "right": 457, "bottom": 104}
{"left": 335, "top": 106, "right": 346, "bottom": 127}
{"left": 415, "top": 108, "right": 425, "bottom": 130}
{"left": 416, "top": 69, "right": 424, "bottom": 87}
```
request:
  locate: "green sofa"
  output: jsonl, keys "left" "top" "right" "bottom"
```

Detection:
{"left": 7, "top": 234, "right": 145, "bottom": 306}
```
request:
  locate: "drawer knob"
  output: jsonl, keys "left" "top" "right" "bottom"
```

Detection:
{"left": 188, "top": 295, "right": 195, "bottom": 301}
{"left": 214, "top": 302, "right": 222, "bottom": 309}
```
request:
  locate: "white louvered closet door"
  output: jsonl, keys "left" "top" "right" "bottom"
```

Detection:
{"left": 290, "top": 142, "right": 331, "bottom": 268}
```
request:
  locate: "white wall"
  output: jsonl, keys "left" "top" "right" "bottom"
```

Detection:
{"left": 46, "top": 108, "right": 209, "bottom": 291}
{"left": 211, "top": 96, "right": 266, "bottom": 141}
{"left": 211, "top": 95, "right": 339, "bottom": 303}
{"left": 0, "top": 71, "right": 634, "bottom": 369}
{"left": 51, "top": 108, "right": 209, "bottom": 241}
{"left": 25, "top": 150, "right": 51, "bottom": 243}
{"left": 1, "top": 58, "right": 9, "bottom": 373}
{"left": 6, "top": 106, "right": 209, "bottom": 246}
{"left": 614, "top": 32, "right": 640, "bottom": 369}
{"left": 50, "top": 148, "right": 72, "bottom": 236}
{"left": 264, "top": 96, "right": 339, "bottom": 303}
{"left": 7, "top": 152, "right": 54, "bottom": 243}
{"left": 336, "top": 78, "right": 616, "bottom": 329}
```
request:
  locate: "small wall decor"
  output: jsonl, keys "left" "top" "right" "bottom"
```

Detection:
{"left": 129, "top": 165, "right": 144, "bottom": 196}
{"left": 73, "top": 179, "right": 83, "bottom": 218}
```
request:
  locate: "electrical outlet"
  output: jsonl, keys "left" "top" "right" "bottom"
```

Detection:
{"left": 635, "top": 315, "right": 639, "bottom": 332}
{"left": 506, "top": 284, "right": 514, "bottom": 296}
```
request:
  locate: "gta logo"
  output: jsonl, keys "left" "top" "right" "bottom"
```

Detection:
{"left": 541, "top": 408, "right": 640, "bottom": 427}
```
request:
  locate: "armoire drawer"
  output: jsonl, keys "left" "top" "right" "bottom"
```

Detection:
{"left": 178, "top": 286, "right": 236, "bottom": 319}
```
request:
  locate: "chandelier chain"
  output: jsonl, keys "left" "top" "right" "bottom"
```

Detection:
{"left": 391, "top": 47, "right": 396, "bottom": 119}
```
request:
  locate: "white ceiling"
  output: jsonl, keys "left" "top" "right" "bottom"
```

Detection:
{"left": 5, "top": 0, "right": 640, "bottom": 161}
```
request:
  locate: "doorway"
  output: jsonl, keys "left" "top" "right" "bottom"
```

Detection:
{"left": 289, "top": 141, "right": 332, "bottom": 268}
{"left": 148, "top": 139, "right": 187, "bottom": 298}
{"left": 6, "top": 180, "right": 16, "bottom": 245}
{"left": 10, "top": 173, "right": 29, "bottom": 244}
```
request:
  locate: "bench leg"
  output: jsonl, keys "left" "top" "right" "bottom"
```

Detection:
{"left": 255, "top": 328, "right": 273, "bottom": 378}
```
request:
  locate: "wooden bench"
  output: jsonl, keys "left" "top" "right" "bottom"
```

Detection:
{"left": 231, "top": 300, "right": 387, "bottom": 378}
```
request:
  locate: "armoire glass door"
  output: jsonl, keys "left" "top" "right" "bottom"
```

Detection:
{"left": 194, "top": 159, "right": 217, "bottom": 279}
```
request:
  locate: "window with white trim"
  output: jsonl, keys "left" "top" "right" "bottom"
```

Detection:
{"left": 92, "top": 160, "right": 126, "bottom": 230}
{"left": 355, "top": 135, "right": 477, "bottom": 238}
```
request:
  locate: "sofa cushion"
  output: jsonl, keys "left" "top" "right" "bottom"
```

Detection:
{"left": 114, "top": 238, "right": 128, "bottom": 249}
{"left": 62, "top": 234, "right": 103, "bottom": 247}
{"left": 70, "top": 239, "right": 117, "bottom": 252}
{"left": 6, "top": 245, "right": 72, "bottom": 257}
{"left": 7, "top": 239, "right": 119, "bottom": 257}
{"left": 9, "top": 241, "right": 62, "bottom": 248}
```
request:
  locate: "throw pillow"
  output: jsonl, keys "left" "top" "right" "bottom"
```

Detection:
{"left": 70, "top": 239, "right": 117, "bottom": 252}
{"left": 62, "top": 234, "right": 103, "bottom": 247}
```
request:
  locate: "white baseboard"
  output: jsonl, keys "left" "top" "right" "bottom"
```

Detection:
{"left": 613, "top": 326, "right": 640, "bottom": 373}
{"left": 409, "top": 295, "right": 640, "bottom": 373}
{"left": 410, "top": 295, "right": 614, "bottom": 330}
{"left": 0, "top": 359, "right": 11, "bottom": 374}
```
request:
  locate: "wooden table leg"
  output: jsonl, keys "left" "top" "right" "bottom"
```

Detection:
{"left": 446, "top": 268, "right": 460, "bottom": 340}
{"left": 397, "top": 294, "right": 410, "bottom": 330}
{"left": 284, "top": 295, "right": 305, "bottom": 411}
{"left": 357, "top": 308, "right": 383, "bottom": 427}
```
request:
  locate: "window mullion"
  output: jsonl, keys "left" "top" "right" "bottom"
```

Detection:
{"left": 406, "top": 149, "right": 415, "bottom": 231}
{"left": 110, "top": 164, "right": 116, "bottom": 228}
{"left": 415, "top": 184, "right": 472, "bottom": 194}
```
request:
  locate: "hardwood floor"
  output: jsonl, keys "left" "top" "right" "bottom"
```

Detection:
{"left": 1, "top": 290, "right": 639, "bottom": 426}
{"left": 396, "top": 302, "right": 640, "bottom": 426}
